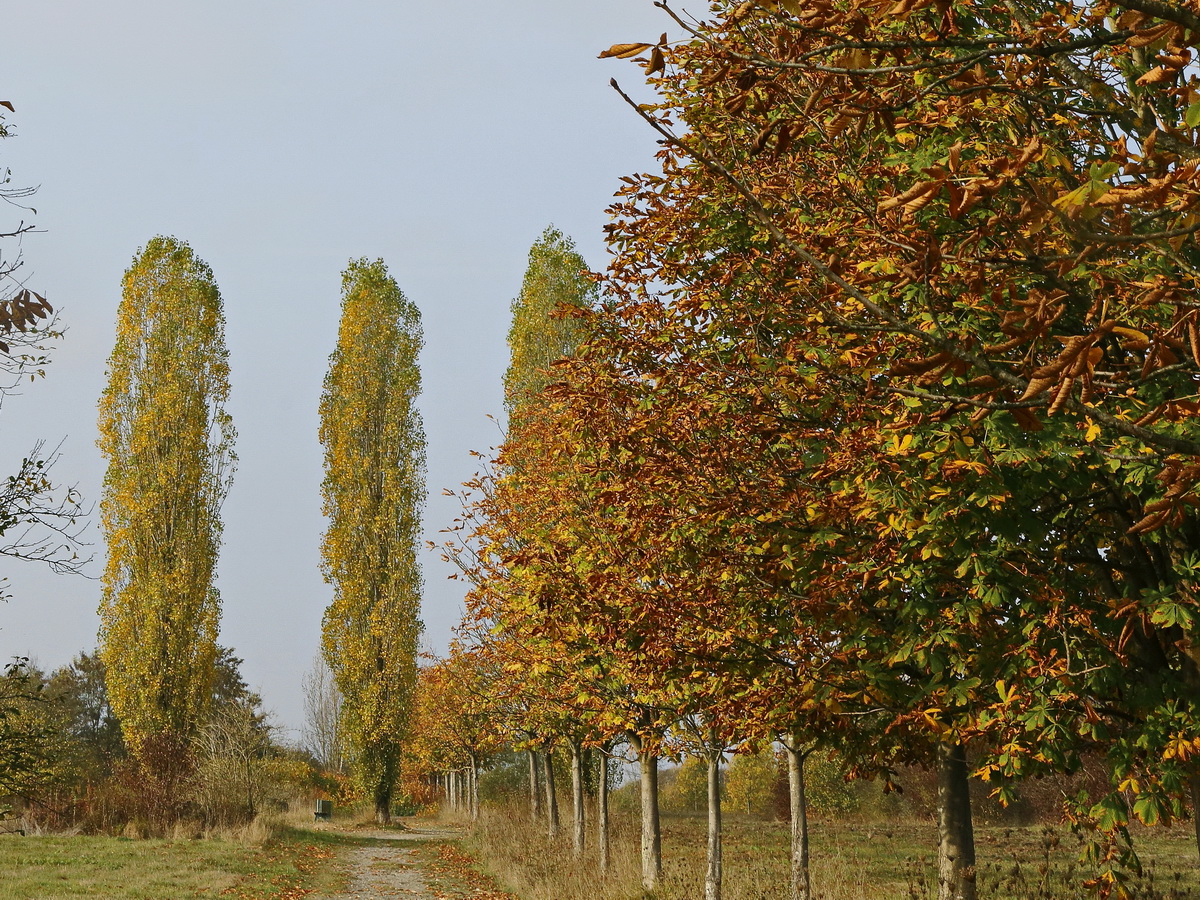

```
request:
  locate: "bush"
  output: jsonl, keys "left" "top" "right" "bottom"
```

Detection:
{"left": 195, "top": 704, "right": 274, "bottom": 826}
{"left": 726, "top": 748, "right": 779, "bottom": 818}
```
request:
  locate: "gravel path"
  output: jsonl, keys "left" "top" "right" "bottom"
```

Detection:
{"left": 317, "top": 822, "right": 465, "bottom": 900}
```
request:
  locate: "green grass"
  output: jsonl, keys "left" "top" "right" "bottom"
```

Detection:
{"left": 0, "top": 825, "right": 349, "bottom": 900}
{"left": 465, "top": 810, "right": 1200, "bottom": 900}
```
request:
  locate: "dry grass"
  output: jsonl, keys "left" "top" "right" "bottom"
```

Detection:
{"left": 463, "top": 807, "right": 1200, "bottom": 900}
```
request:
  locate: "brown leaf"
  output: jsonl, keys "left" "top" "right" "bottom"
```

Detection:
{"left": 1127, "top": 23, "right": 1173, "bottom": 48}
{"left": 772, "top": 123, "right": 793, "bottom": 158}
{"left": 1136, "top": 66, "right": 1175, "bottom": 86}
{"left": 645, "top": 46, "right": 666, "bottom": 76}
{"left": 1010, "top": 408, "right": 1043, "bottom": 431}
{"left": 751, "top": 121, "right": 777, "bottom": 155}
{"left": 599, "top": 43, "right": 653, "bottom": 60}
{"left": 878, "top": 180, "right": 940, "bottom": 215}
{"left": 1129, "top": 509, "right": 1170, "bottom": 534}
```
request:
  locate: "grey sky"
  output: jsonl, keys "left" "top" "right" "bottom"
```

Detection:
{"left": 0, "top": 1, "right": 675, "bottom": 739}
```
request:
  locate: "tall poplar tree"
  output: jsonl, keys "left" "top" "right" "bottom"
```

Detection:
{"left": 504, "top": 226, "right": 596, "bottom": 415}
{"left": 320, "top": 258, "right": 425, "bottom": 824}
{"left": 498, "top": 227, "right": 613, "bottom": 858}
{"left": 97, "top": 236, "right": 235, "bottom": 765}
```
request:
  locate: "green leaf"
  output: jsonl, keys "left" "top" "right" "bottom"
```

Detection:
{"left": 1186, "top": 101, "right": 1200, "bottom": 129}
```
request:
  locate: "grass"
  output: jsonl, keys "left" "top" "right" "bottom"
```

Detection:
{"left": 0, "top": 821, "right": 349, "bottom": 900}
{"left": 463, "top": 808, "right": 1200, "bottom": 900}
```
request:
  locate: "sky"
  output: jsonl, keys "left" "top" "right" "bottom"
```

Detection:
{"left": 0, "top": 1, "right": 679, "bottom": 741}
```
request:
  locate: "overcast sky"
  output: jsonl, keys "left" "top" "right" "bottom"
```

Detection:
{"left": 0, "top": 1, "right": 677, "bottom": 739}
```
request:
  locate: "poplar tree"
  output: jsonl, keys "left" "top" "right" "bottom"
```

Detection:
{"left": 503, "top": 226, "right": 596, "bottom": 415}
{"left": 97, "top": 236, "right": 235, "bottom": 765}
{"left": 320, "top": 258, "right": 425, "bottom": 824}
{"left": 499, "top": 227, "right": 609, "bottom": 856}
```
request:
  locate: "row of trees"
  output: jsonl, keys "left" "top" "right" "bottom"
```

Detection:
{"left": 422, "top": 3, "right": 1200, "bottom": 900}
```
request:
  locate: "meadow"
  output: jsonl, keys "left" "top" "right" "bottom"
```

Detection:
{"left": 464, "top": 809, "right": 1200, "bottom": 900}
{"left": 0, "top": 818, "right": 349, "bottom": 900}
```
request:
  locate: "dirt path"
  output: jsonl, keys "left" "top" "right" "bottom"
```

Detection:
{"left": 312, "top": 820, "right": 503, "bottom": 900}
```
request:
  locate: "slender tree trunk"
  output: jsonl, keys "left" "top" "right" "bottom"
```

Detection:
{"left": 937, "top": 742, "right": 978, "bottom": 900}
{"left": 529, "top": 748, "right": 542, "bottom": 819}
{"left": 470, "top": 752, "right": 480, "bottom": 821}
{"left": 570, "top": 738, "right": 586, "bottom": 856}
{"left": 598, "top": 745, "right": 611, "bottom": 874}
{"left": 1191, "top": 773, "right": 1200, "bottom": 863}
{"left": 633, "top": 736, "right": 662, "bottom": 891}
{"left": 705, "top": 751, "right": 723, "bottom": 900}
{"left": 544, "top": 747, "right": 561, "bottom": 838}
{"left": 451, "top": 769, "right": 459, "bottom": 812}
{"left": 786, "top": 740, "right": 811, "bottom": 900}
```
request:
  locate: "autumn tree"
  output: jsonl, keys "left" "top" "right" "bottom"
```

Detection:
{"left": 97, "top": 236, "right": 235, "bottom": 769}
{"left": 503, "top": 225, "right": 597, "bottom": 414}
{"left": 320, "top": 258, "right": 425, "bottom": 825}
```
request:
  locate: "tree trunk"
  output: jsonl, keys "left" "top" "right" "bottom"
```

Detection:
{"left": 1191, "top": 772, "right": 1200, "bottom": 863}
{"left": 570, "top": 738, "right": 586, "bottom": 856}
{"left": 544, "top": 747, "right": 561, "bottom": 838}
{"left": 937, "top": 742, "right": 977, "bottom": 900}
{"left": 786, "top": 740, "right": 811, "bottom": 900}
{"left": 450, "top": 769, "right": 459, "bottom": 812}
{"left": 374, "top": 782, "right": 392, "bottom": 825}
{"left": 598, "top": 745, "right": 611, "bottom": 874}
{"left": 636, "top": 739, "right": 662, "bottom": 891}
{"left": 705, "top": 751, "right": 723, "bottom": 900}
{"left": 470, "top": 752, "right": 480, "bottom": 821}
{"left": 529, "top": 748, "right": 542, "bottom": 819}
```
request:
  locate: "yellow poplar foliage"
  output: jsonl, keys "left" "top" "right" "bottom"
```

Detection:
{"left": 503, "top": 226, "right": 596, "bottom": 415}
{"left": 320, "top": 258, "right": 424, "bottom": 814}
{"left": 97, "top": 236, "right": 235, "bottom": 759}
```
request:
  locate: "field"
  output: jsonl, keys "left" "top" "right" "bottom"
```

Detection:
{"left": 464, "top": 810, "right": 1200, "bottom": 900}
{"left": 0, "top": 823, "right": 348, "bottom": 900}
{"left": 5, "top": 809, "right": 1200, "bottom": 900}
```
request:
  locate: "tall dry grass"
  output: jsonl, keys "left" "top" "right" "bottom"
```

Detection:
{"left": 463, "top": 805, "right": 1200, "bottom": 900}
{"left": 465, "top": 805, "right": 846, "bottom": 900}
